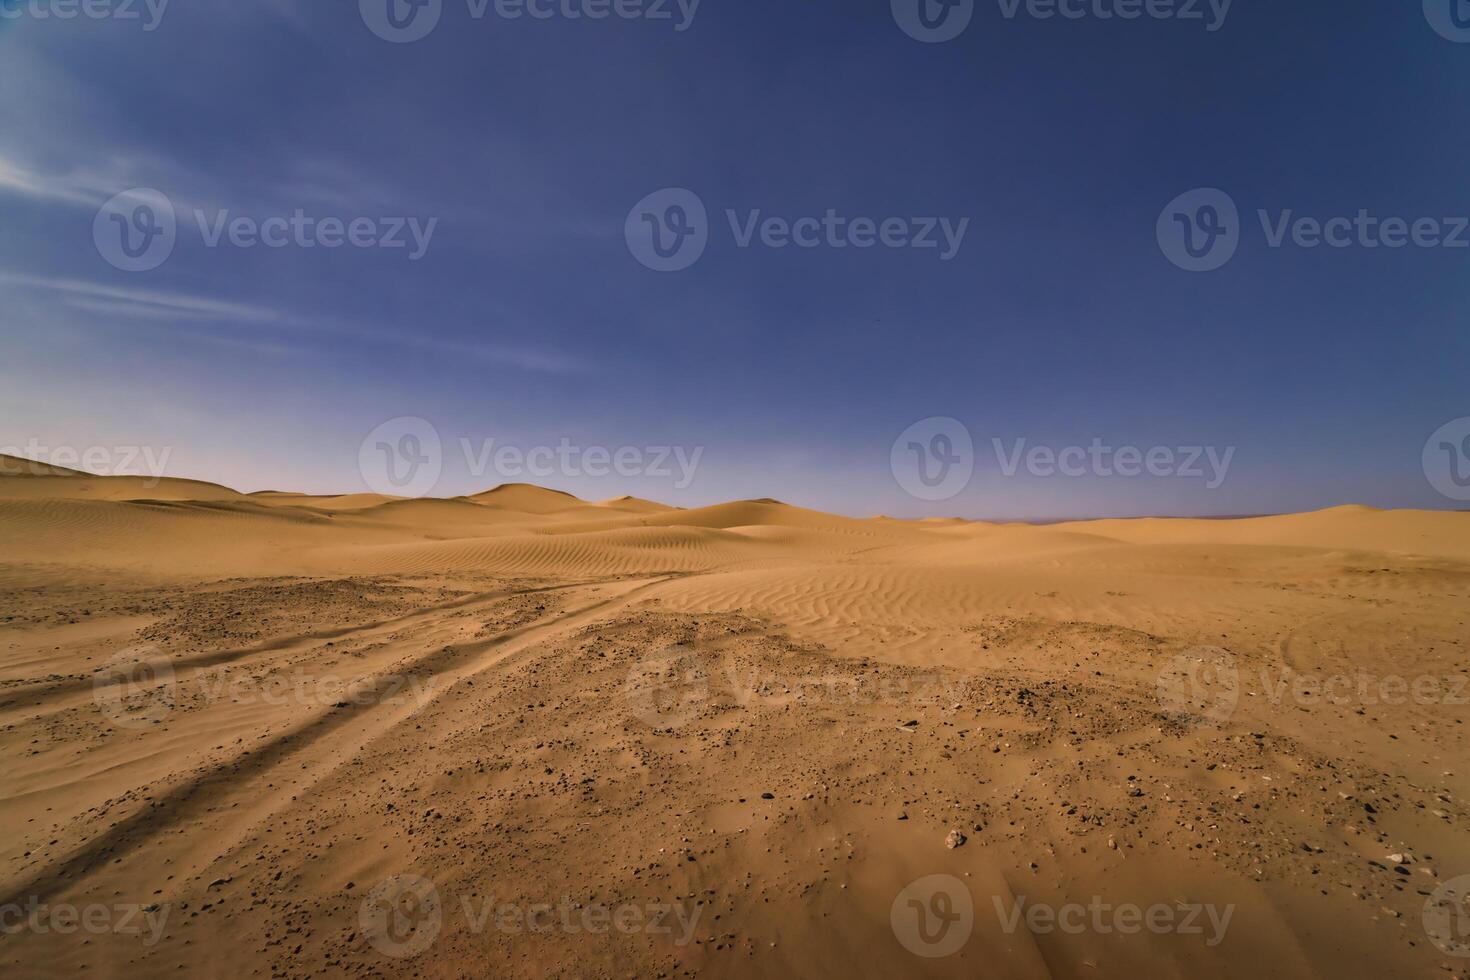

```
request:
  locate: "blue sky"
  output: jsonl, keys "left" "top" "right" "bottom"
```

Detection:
{"left": 1, "top": 0, "right": 1466, "bottom": 519}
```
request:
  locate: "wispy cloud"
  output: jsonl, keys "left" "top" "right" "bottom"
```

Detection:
{"left": 0, "top": 273, "right": 289, "bottom": 321}
{"left": 0, "top": 157, "right": 111, "bottom": 207}
{"left": 1, "top": 272, "right": 590, "bottom": 374}
{"left": 0, "top": 148, "right": 446, "bottom": 233}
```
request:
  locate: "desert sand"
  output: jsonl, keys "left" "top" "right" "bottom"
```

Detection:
{"left": 1, "top": 454, "right": 1467, "bottom": 978}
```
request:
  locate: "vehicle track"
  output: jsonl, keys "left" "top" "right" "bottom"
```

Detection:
{"left": 0, "top": 574, "right": 682, "bottom": 907}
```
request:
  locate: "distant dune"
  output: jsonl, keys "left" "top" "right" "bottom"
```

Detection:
{"left": 2, "top": 453, "right": 1467, "bottom": 579}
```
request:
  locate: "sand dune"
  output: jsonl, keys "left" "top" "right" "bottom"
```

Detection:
{"left": 249, "top": 490, "right": 404, "bottom": 511}
{"left": 594, "top": 494, "right": 678, "bottom": 514}
{"left": 0, "top": 455, "right": 89, "bottom": 477}
{"left": 467, "top": 482, "right": 590, "bottom": 514}
{"left": 1054, "top": 505, "right": 1470, "bottom": 562}
{"left": 0, "top": 473, "right": 250, "bottom": 503}
{"left": 1, "top": 458, "right": 1467, "bottom": 978}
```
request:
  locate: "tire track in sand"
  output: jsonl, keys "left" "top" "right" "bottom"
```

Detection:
{"left": 0, "top": 578, "right": 627, "bottom": 721}
{"left": 0, "top": 574, "right": 681, "bottom": 907}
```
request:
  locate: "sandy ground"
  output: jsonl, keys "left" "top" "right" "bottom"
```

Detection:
{"left": 1, "top": 455, "right": 1468, "bottom": 978}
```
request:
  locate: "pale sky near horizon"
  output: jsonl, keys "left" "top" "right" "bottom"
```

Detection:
{"left": 2, "top": 1, "right": 1467, "bottom": 519}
